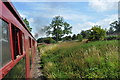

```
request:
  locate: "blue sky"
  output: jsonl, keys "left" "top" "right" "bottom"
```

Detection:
{"left": 12, "top": 0, "right": 118, "bottom": 38}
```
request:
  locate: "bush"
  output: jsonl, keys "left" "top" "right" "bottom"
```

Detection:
{"left": 105, "top": 35, "right": 119, "bottom": 40}
{"left": 37, "top": 37, "right": 56, "bottom": 44}
{"left": 80, "top": 30, "right": 91, "bottom": 39}
{"left": 88, "top": 25, "right": 106, "bottom": 41}
{"left": 77, "top": 34, "right": 83, "bottom": 41}
{"left": 44, "top": 37, "right": 56, "bottom": 44}
{"left": 72, "top": 34, "right": 77, "bottom": 40}
{"left": 63, "top": 36, "right": 72, "bottom": 41}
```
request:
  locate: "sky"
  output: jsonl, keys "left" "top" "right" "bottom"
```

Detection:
{"left": 11, "top": 0, "right": 118, "bottom": 38}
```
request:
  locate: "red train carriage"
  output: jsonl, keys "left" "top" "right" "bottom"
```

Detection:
{"left": 0, "top": 0, "right": 37, "bottom": 79}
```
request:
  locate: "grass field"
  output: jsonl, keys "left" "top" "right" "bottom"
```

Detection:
{"left": 39, "top": 40, "right": 119, "bottom": 78}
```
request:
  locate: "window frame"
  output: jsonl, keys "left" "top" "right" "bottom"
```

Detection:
{"left": 0, "top": 17, "right": 12, "bottom": 68}
{"left": 11, "top": 24, "right": 26, "bottom": 59}
{"left": 0, "top": 16, "right": 26, "bottom": 79}
{"left": 22, "top": 33, "right": 25, "bottom": 53}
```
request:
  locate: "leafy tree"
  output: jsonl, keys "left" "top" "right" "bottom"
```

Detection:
{"left": 80, "top": 30, "right": 91, "bottom": 39}
{"left": 45, "top": 16, "right": 72, "bottom": 42}
{"left": 77, "top": 34, "right": 83, "bottom": 41}
{"left": 88, "top": 25, "right": 106, "bottom": 41}
{"left": 23, "top": 18, "right": 32, "bottom": 32}
{"left": 72, "top": 34, "right": 77, "bottom": 40}
{"left": 110, "top": 21, "right": 120, "bottom": 34}
{"left": 63, "top": 35, "right": 72, "bottom": 41}
{"left": 63, "top": 22, "right": 72, "bottom": 35}
{"left": 107, "top": 27, "right": 114, "bottom": 35}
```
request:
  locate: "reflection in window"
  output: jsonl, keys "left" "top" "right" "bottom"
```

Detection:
{"left": 0, "top": 18, "right": 11, "bottom": 68}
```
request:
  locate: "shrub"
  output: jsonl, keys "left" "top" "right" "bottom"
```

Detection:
{"left": 37, "top": 37, "right": 56, "bottom": 44}
{"left": 88, "top": 25, "right": 106, "bottom": 41}
{"left": 77, "top": 34, "right": 83, "bottom": 41}
{"left": 63, "top": 36, "right": 72, "bottom": 41}
{"left": 80, "top": 30, "right": 91, "bottom": 39}
{"left": 44, "top": 37, "right": 56, "bottom": 44}
{"left": 105, "top": 35, "right": 119, "bottom": 40}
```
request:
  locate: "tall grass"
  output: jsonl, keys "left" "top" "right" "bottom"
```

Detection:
{"left": 3, "top": 57, "right": 26, "bottom": 79}
{"left": 40, "top": 40, "right": 119, "bottom": 78}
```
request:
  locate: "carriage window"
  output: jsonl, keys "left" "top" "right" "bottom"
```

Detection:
{"left": 12, "top": 24, "right": 23, "bottom": 59}
{"left": 0, "top": 18, "right": 11, "bottom": 68}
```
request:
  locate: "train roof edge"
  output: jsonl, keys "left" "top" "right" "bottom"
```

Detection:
{"left": 2, "top": 0, "right": 36, "bottom": 41}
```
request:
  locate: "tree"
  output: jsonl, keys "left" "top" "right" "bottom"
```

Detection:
{"left": 88, "top": 25, "right": 106, "bottom": 41}
{"left": 45, "top": 16, "right": 72, "bottom": 42}
{"left": 63, "top": 35, "right": 72, "bottom": 41}
{"left": 23, "top": 18, "right": 32, "bottom": 32}
{"left": 72, "top": 34, "right": 77, "bottom": 40}
{"left": 107, "top": 27, "right": 114, "bottom": 35}
{"left": 63, "top": 22, "right": 72, "bottom": 35}
{"left": 77, "top": 34, "right": 83, "bottom": 41}
{"left": 80, "top": 30, "right": 91, "bottom": 39}
{"left": 110, "top": 21, "right": 120, "bottom": 34}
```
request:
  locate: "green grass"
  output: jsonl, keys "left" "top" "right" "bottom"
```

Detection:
{"left": 40, "top": 40, "right": 119, "bottom": 78}
{"left": 3, "top": 57, "right": 26, "bottom": 79}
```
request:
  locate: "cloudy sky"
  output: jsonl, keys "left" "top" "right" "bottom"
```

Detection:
{"left": 11, "top": 0, "right": 118, "bottom": 38}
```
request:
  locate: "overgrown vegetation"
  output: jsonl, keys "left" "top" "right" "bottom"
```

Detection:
{"left": 3, "top": 57, "right": 26, "bottom": 79}
{"left": 37, "top": 37, "right": 56, "bottom": 44}
{"left": 37, "top": 16, "right": 119, "bottom": 78}
{"left": 40, "top": 40, "right": 119, "bottom": 78}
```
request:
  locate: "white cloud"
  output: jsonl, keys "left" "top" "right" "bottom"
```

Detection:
{"left": 60, "top": 13, "right": 92, "bottom": 22}
{"left": 19, "top": 13, "right": 27, "bottom": 18}
{"left": 88, "top": 0, "right": 118, "bottom": 12}
{"left": 97, "top": 14, "right": 118, "bottom": 28}
{"left": 72, "top": 14, "right": 118, "bottom": 34}
{"left": 28, "top": 18, "right": 34, "bottom": 23}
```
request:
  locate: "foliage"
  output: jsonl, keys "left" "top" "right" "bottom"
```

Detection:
{"left": 63, "top": 35, "right": 72, "bottom": 41}
{"left": 80, "top": 30, "right": 91, "bottom": 39}
{"left": 37, "top": 37, "right": 56, "bottom": 44}
{"left": 110, "top": 21, "right": 120, "bottom": 34}
{"left": 88, "top": 25, "right": 106, "bottom": 41}
{"left": 22, "top": 18, "right": 32, "bottom": 32}
{"left": 105, "top": 35, "right": 119, "bottom": 40}
{"left": 44, "top": 16, "right": 72, "bottom": 42}
{"left": 107, "top": 27, "right": 114, "bottom": 35}
{"left": 77, "top": 34, "right": 83, "bottom": 41}
{"left": 3, "top": 57, "right": 26, "bottom": 79}
{"left": 72, "top": 34, "right": 77, "bottom": 40}
{"left": 40, "top": 40, "right": 119, "bottom": 78}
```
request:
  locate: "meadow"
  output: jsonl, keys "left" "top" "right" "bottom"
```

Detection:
{"left": 39, "top": 40, "right": 119, "bottom": 78}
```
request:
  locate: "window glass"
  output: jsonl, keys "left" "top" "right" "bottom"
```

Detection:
{"left": 0, "top": 18, "right": 11, "bottom": 68}
{"left": 12, "top": 25, "right": 19, "bottom": 59}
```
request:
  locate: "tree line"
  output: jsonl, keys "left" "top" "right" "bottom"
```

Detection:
{"left": 35, "top": 16, "right": 119, "bottom": 43}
